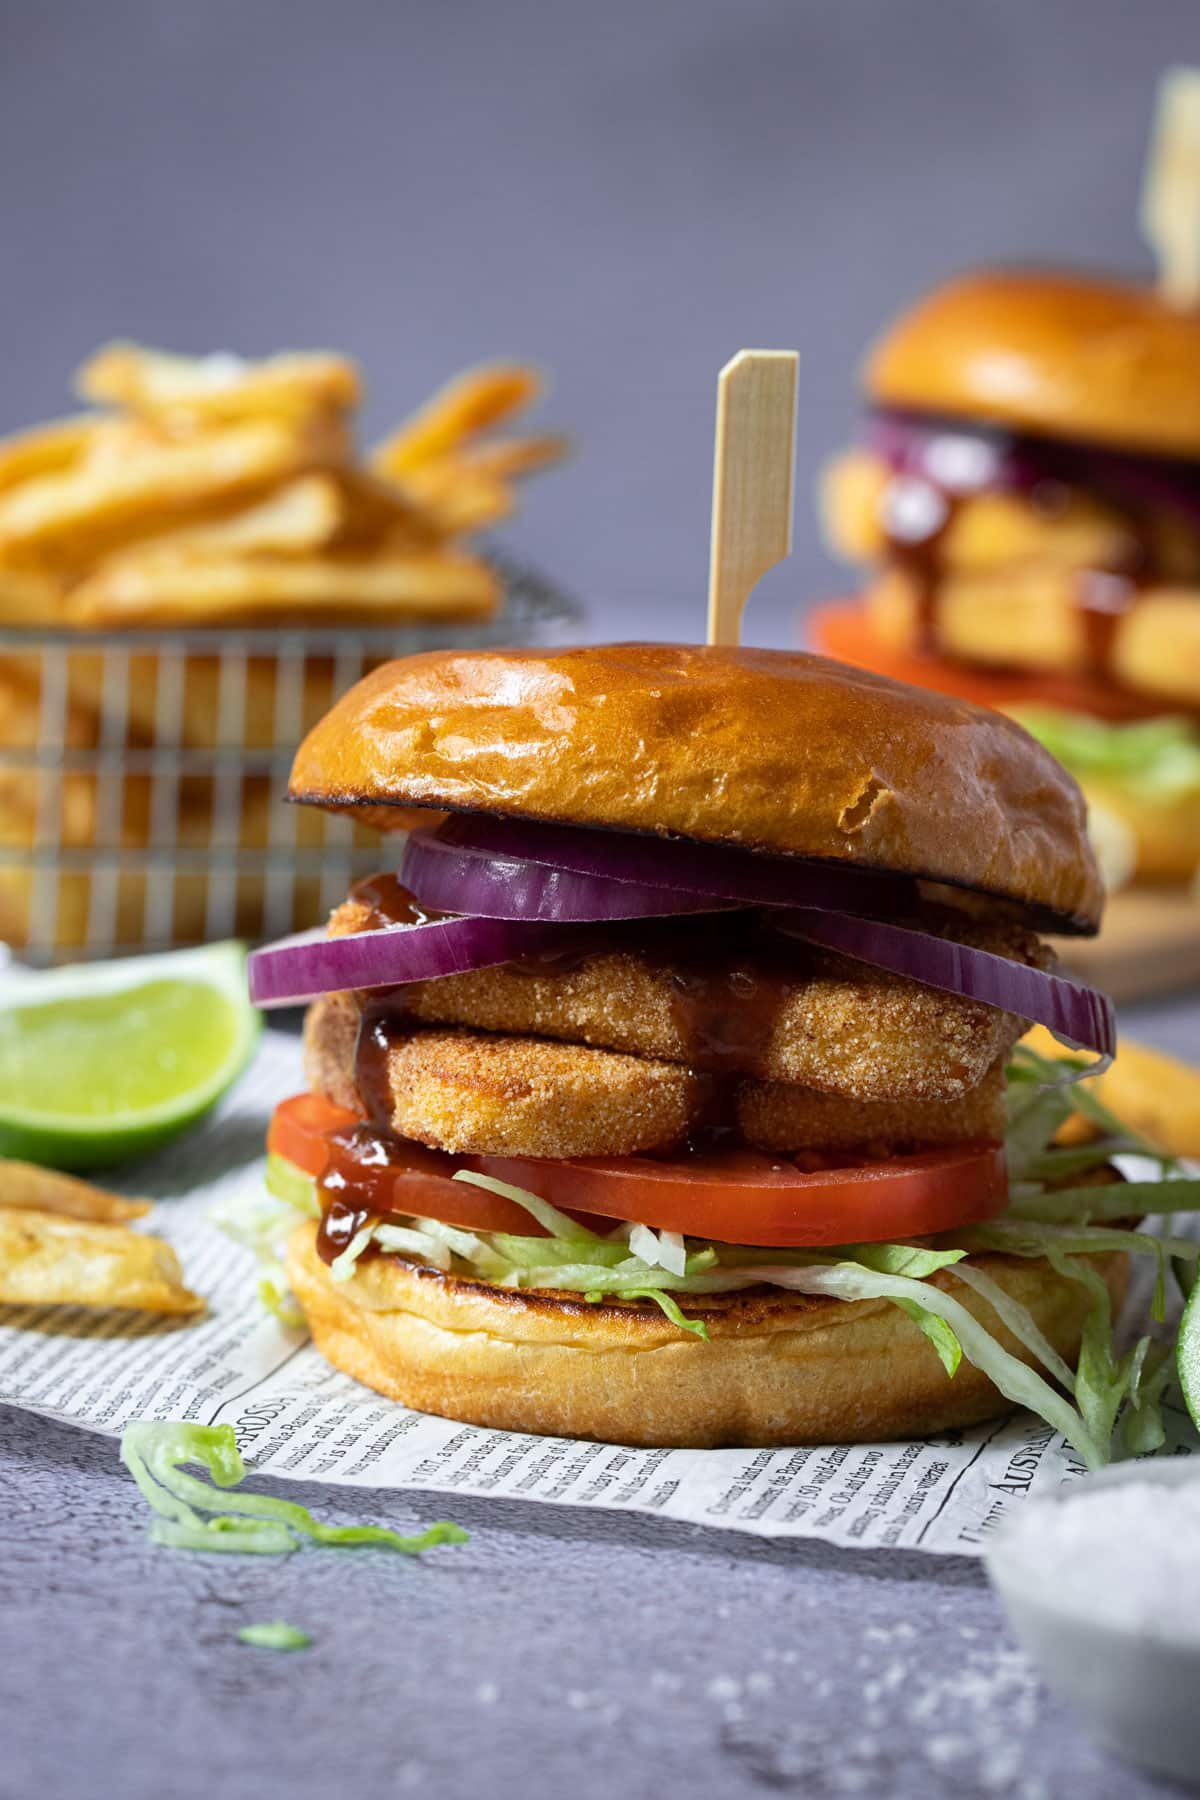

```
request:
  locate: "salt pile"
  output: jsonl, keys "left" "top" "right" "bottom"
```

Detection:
{"left": 990, "top": 1478, "right": 1200, "bottom": 1639}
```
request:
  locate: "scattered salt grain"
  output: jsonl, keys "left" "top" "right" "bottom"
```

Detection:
{"left": 989, "top": 1479, "right": 1200, "bottom": 1640}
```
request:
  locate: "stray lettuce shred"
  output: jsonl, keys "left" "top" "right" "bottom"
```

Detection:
{"left": 238, "top": 1622, "right": 312, "bottom": 1651}
{"left": 240, "top": 1042, "right": 1200, "bottom": 1469}
{"left": 120, "top": 1419, "right": 468, "bottom": 1556}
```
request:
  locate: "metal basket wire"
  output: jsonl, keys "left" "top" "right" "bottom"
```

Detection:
{"left": 0, "top": 554, "right": 581, "bottom": 964}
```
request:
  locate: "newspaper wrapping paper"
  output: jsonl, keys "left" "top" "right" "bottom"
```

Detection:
{"left": 0, "top": 1027, "right": 1194, "bottom": 1557}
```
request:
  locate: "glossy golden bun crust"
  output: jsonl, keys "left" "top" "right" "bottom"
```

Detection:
{"left": 286, "top": 1224, "right": 1126, "bottom": 1448}
{"left": 866, "top": 270, "right": 1200, "bottom": 457}
{"left": 289, "top": 643, "right": 1103, "bottom": 931}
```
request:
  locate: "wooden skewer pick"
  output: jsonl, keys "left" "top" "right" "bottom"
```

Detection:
{"left": 706, "top": 349, "right": 799, "bottom": 647}
{"left": 1141, "top": 66, "right": 1200, "bottom": 309}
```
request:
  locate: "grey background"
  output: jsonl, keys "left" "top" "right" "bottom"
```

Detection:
{"left": 1, "top": 0, "right": 1195, "bottom": 645}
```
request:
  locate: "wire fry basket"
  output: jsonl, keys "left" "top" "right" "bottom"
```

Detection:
{"left": 0, "top": 555, "right": 581, "bottom": 964}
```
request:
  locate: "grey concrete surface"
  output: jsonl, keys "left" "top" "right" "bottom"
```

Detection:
{"left": 2, "top": 0, "right": 1197, "bottom": 647}
{"left": 0, "top": 1402, "right": 1167, "bottom": 1800}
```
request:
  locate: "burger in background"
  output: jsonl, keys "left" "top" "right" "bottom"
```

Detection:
{"left": 813, "top": 266, "right": 1200, "bottom": 889}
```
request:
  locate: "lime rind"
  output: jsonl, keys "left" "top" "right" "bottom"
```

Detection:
{"left": 0, "top": 942, "right": 261, "bottom": 1170}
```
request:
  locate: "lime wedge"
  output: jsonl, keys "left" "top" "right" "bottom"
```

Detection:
{"left": 1179, "top": 1275, "right": 1200, "bottom": 1435}
{"left": 0, "top": 943, "right": 261, "bottom": 1170}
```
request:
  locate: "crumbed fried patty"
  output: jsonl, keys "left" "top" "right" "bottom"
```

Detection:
{"left": 304, "top": 993, "right": 1004, "bottom": 1160}
{"left": 737, "top": 1059, "right": 1006, "bottom": 1154}
{"left": 303, "top": 994, "right": 715, "bottom": 1157}
{"left": 329, "top": 896, "right": 1035, "bottom": 1101}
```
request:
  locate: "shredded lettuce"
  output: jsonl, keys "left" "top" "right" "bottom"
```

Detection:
{"left": 213, "top": 1156, "right": 320, "bottom": 1326}
{"left": 329, "top": 1223, "right": 375, "bottom": 1283}
{"left": 263, "top": 1154, "right": 322, "bottom": 1216}
{"left": 452, "top": 1169, "right": 601, "bottom": 1240}
{"left": 628, "top": 1223, "right": 688, "bottom": 1277}
{"left": 257, "top": 1276, "right": 306, "bottom": 1330}
{"left": 120, "top": 1420, "right": 467, "bottom": 1556}
{"left": 1011, "top": 707, "right": 1200, "bottom": 802}
{"left": 721, "top": 1259, "right": 1106, "bottom": 1467}
{"left": 949, "top": 1260, "right": 1075, "bottom": 1390}
{"left": 1007, "top": 1181, "right": 1200, "bottom": 1224}
{"left": 892, "top": 1299, "right": 963, "bottom": 1377}
{"left": 238, "top": 1622, "right": 312, "bottom": 1651}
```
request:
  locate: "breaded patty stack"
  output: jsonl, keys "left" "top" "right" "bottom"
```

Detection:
{"left": 249, "top": 643, "right": 1120, "bottom": 1449}
{"left": 815, "top": 271, "right": 1200, "bottom": 882}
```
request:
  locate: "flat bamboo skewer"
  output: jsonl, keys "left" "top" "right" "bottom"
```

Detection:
{"left": 1141, "top": 66, "right": 1200, "bottom": 308}
{"left": 706, "top": 349, "right": 799, "bottom": 647}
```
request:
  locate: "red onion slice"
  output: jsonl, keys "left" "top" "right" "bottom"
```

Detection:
{"left": 407, "top": 815, "right": 916, "bottom": 919}
{"left": 400, "top": 828, "right": 735, "bottom": 923}
{"left": 772, "top": 909, "right": 1115, "bottom": 1069}
{"left": 868, "top": 408, "right": 1200, "bottom": 528}
{"left": 247, "top": 915, "right": 573, "bottom": 1009}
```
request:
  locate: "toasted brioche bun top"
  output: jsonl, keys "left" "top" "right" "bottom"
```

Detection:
{"left": 289, "top": 642, "right": 1102, "bottom": 930}
{"left": 866, "top": 269, "right": 1200, "bottom": 457}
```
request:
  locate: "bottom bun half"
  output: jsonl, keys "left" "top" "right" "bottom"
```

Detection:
{"left": 286, "top": 1224, "right": 1128, "bottom": 1449}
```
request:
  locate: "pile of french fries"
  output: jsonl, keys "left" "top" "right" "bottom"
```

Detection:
{"left": 0, "top": 346, "right": 563, "bottom": 955}
{"left": 0, "top": 344, "right": 564, "bottom": 626}
{"left": 0, "top": 1159, "right": 201, "bottom": 1317}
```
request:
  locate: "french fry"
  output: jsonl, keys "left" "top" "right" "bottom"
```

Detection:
{"left": 397, "top": 459, "right": 514, "bottom": 533}
{"left": 458, "top": 433, "right": 569, "bottom": 482}
{"left": 77, "top": 343, "right": 360, "bottom": 422}
{"left": 120, "top": 475, "right": 347, "bottom": 559}
{"left": 1023, "top": 1023, "right": 1200, "bottom": 1160}
{"left": 0, "top": 1209, "right": 203, "bottom": 1314}
{"left": 0, "top": 415, "right": 347, "bottom": 560}
{"left": 67, "top": 544, "right": 501, "bottom": 627}
{"left": 332, "top": 465, "right": 437, "bottom": 547}
{"left": 373, "top": 363, "right": 541, "bottom": 476}
{"left": 0, "top": 1159, "right": 150, "bottom": 1222}
{"left": 0, "top": 414, "right": 97, "bottom": 495}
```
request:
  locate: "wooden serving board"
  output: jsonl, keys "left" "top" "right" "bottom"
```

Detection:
{"left": 1053, "top": 886, "right": 1200, "bottom": 1003}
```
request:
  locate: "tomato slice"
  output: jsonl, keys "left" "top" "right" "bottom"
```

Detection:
{"left": 269, "top": 1094, "right": 1009, "bottom": 1247}
{"left": 268, "top": 1094, "right": 560, "bottom": 1235}
{"left": 481, "top": 1141, "right": 1007, "bottom": 1244}
{"left": 809, "top": 600, "right": 1178, "bottom": 723}
{"left": 269, "top": 1091, "right": 360, "bottom": 1166}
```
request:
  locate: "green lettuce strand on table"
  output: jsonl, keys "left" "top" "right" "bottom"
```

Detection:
{"left": 238, "top": 1622, "right": 312, "bottom": 1651}
{"left": 120, "top": 1420, "right": 468, "bottom": 1556}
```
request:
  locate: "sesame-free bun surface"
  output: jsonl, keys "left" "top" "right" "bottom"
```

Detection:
{"left": 289, "top": 643, "right": 1102, "bottom": 931}
{"left": 286, "top": 1224, "right": 1126, "bottom": 1448}
{"left": 867, "top": 270, "right": 1200, "bottom": 457}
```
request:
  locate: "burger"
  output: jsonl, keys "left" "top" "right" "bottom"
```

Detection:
{"left": 246, "top": 642, "right": 1170, "bottom": 1464}
{"left": 813, "top": 269, "right": 1200, "bottom": 883}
